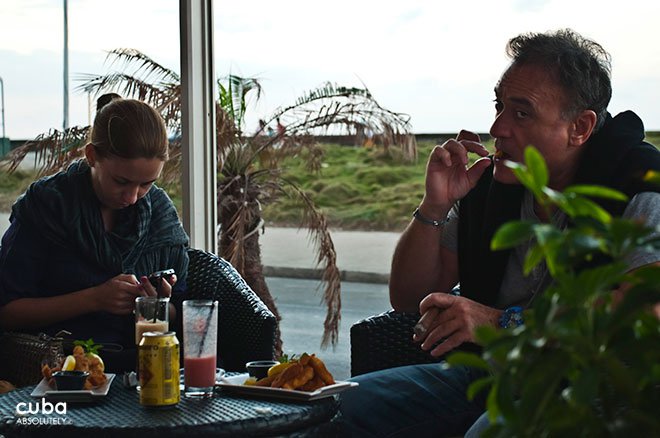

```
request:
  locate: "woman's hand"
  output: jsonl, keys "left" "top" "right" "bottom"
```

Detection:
{"left": 414, "top": 292, "right": 501, "bottom": 357}
{"left": 139, "top": 274, "right": 178, "bottom": 298}
{"left": 93, "top": 274, "right": 145, "bottom": 315}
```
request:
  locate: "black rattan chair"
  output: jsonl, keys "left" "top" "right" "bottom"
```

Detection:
{"left": 185, "top": 248, "right": 277, "bottom": 372}
{"left": 350, "top": 287, "right": 478, "bottom": 377}
{"left": 350, "top": 310, "right": 443, "bottom": 377}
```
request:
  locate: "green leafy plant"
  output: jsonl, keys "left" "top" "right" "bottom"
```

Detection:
{"left": 73, "top": 338, "right": 103, "bottom": 355}
{"left": 449, "top": 147, "right": 660, "bottom": 436}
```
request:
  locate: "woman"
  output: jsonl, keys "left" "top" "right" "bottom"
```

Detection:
{"left": 0, "top": 95, "right": 189, "bottom": 372}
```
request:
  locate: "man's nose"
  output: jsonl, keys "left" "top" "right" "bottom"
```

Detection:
{"left": 489, "top": 112, "right": 509, "bottom": 139}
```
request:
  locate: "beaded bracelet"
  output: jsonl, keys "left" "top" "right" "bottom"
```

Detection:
{"left": 412, "top": 207, "right": 450, "bottom": 227}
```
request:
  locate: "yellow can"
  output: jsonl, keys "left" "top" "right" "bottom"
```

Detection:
{"left": 139, "top": 331, "right": 180, "bottom": 407}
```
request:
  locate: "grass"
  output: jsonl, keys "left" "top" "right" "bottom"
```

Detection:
{"left": 0, "top": 168, "right": 39, "bottom": 213}
{"left": 1, "top": 133, "right": 658, "bottom": 231}
{"left": 262, "top": 142, "right": 435, "bottom": 231}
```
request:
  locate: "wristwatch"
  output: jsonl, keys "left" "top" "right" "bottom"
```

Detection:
{"left": 499, "top": 306, "right": 524, "bottom": 329}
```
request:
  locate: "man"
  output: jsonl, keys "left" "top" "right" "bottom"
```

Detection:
{"left": 339, "top": 29, "right": 660, "bottom": 437}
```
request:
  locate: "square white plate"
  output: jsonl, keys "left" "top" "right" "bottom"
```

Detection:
{"left": 30, "top": 373, "right": 115, "bottom": 402}
{"left": 217, "top": 373, "right": 358, "bottom": 402}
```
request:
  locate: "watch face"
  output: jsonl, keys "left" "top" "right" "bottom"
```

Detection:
{"left": 500, "top": 306, "right": 524, "bottom": 329}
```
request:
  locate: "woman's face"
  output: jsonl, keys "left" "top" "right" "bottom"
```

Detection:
{"left": 86, "top": 145, "right": 164, "bottom": 210}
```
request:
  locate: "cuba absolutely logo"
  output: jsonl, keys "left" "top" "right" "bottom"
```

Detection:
{"left": 14, "top": 398, "right": 72, "bottom": 425}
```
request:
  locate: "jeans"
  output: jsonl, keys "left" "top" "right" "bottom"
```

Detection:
{"left": 338, "top": 363, "right": 488, "bottom": 438}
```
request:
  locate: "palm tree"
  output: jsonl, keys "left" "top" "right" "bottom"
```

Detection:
{"left": 2, "top": 49, "right": 417, "bottom": 353}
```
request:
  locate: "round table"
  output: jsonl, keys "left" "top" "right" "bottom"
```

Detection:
{"left": 0, "top": 376, "right": 340, "bottom": 437}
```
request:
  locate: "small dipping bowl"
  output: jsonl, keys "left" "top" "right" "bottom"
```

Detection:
{"left": 245, "top": 360, "right": 280, "bottom": 380}
{"left": 52, "top": 371, "right": 89, "bottom": 390}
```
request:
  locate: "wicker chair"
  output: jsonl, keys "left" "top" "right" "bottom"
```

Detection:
{"left": 0, "top": 248, "right": 276, "bottom": 386}
{"left": 184, "top": 248, "right": 277, "bottom": 371}
{"left": 350, "top": 310, "right": 442, "bottom": 377}
{"left": 350, "top": 288, "right": 478, "bottom": 377}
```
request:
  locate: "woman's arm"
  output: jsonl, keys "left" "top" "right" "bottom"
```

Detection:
{"left": 0, "top": 273, "right": 146, "bottom": 330}
{"left": 0, "top": 289, "right": 98, "bottom": 330}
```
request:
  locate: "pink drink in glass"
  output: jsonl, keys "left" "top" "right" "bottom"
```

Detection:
{"left": 182, "top": 300, "right": 219, "bottom": 397}
{"left": 184, "top": 356, "right": 217, "bottom": 388}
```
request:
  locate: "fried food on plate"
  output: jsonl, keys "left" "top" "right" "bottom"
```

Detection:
{"left": 41, "top": 340, "right": 107, "bottom": 389}
{"left": 281, "top": 365, "right": 314, "bottom": 390}
{"left": 271, "top": 363, "right": 303, "bottom": 388}
{"left": 309, "top": 354, "right": 335, "bottom": 385}
{"left": 246, "top": 353, "right": 335, "bottom": 392}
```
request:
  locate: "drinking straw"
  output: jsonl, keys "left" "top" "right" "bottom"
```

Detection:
{"left": 198, "top": 301, "right": 216, "bottom": 357}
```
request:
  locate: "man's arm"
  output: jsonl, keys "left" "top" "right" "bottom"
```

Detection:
{"left": 389, "top": 209, "right": 459, "bottom": 311}
{"left": 389, "top": 130, "right": 491, "bottom": 311}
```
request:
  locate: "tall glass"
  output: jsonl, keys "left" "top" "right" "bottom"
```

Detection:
{"left": 182, "top": 300, "right": 218, "bottom": 398}
{"left": 135, "top": 297, "right": 170, "bottom": 345}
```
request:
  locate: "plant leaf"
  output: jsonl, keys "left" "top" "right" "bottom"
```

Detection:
{"left": 467, "top": 376, "right": 493, "bottom": 401}
{"left": 525, "top": 146, "right": 549, "bottom": 192}
{"left": 447, "top": 351, "right": 491, "bottom": 370}
{"left": 643, "top": 170, "right": 660, "bottom": 185}
{"left": 562, "top": 196, "right": 612, "bottom": 223}
{"left": 523, "top": 243, "right": 545, "bottom": 275}
{"left": 564, "top": 184, "right": 628, "bottom": 201}
{"left": 491, "top": 221, "right": 535, "bottom": 250}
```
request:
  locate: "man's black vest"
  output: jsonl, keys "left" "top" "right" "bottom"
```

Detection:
{"left": 457, "top": 111, "right": 660, "bottom": 306}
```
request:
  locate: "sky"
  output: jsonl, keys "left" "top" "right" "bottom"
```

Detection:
{"left": 1, "top": 0, "right": 660, "bottom": 140}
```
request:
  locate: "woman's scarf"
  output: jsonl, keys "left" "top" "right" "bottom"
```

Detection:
{"left": 11, "top": 160, "right": 189, "bottom": 277}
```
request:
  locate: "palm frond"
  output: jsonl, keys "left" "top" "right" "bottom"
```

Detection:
{"left": 218, "top": 75, "right": 263, "bottom": 134}
{"left": 1, "top": 126, "right": 89, "bottom": 176}
{"left": 279, "top": 179, "right": 342, "bottom": 349}
{"left": 76, "top": 48, "right": 181, "bottom": 131}
{"left": 104, "top": 48, "right": 179, "bottom": 85}
{"left": 270, "top": 82, "right": 417, "bottom": 162}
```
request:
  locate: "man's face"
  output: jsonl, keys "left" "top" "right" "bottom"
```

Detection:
{"left": 489, "top": 63, "right": 581, "bottom": 189}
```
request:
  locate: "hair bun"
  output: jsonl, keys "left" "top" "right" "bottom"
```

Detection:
{"left": 96, "top": 93, "right": 122, "bottom": 112}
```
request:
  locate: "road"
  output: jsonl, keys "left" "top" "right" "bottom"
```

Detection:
{"left": 266, "top": 276, "right": 392, "bottom": 381}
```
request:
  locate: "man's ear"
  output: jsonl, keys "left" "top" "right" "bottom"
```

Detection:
{"left": 84, "top": 143, "right": 96, "bottom": 166}
{"left": 569, "top": 110, "right": 597, "bottom": 147}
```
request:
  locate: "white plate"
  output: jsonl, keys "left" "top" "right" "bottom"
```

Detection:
{"left": 30, "top": 373, "right": 115, "bottom": 402}
{"left": 217, "top": 373, "right": 358, "bottom": 402}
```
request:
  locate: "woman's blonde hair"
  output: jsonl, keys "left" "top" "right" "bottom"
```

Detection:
{"left": 90, "top": 94, "right": 169, "bottom": 160}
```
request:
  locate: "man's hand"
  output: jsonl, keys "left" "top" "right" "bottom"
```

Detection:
{"left": 93, "top": 274, "right": 145, "bottom": 315}
{"left": 414, "top": 292, "right": 501, "bottom": 358}
{"left": 421, "top": 130, "right": 491, "bottom": 217}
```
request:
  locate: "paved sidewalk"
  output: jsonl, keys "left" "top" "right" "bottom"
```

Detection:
{"left": 260, "top": 227, "right": 399, "bottom": 283}
{"left": 0, "top": 212, "right": 400, "bottom": 284}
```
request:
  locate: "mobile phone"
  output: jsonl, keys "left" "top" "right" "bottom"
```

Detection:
{"left": 148, "top": 269, "right": 175, "bottom": 288}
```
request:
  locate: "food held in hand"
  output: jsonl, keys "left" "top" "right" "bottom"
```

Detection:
{"left": 244, "top": 353, "right": 335, "bottom": 392}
